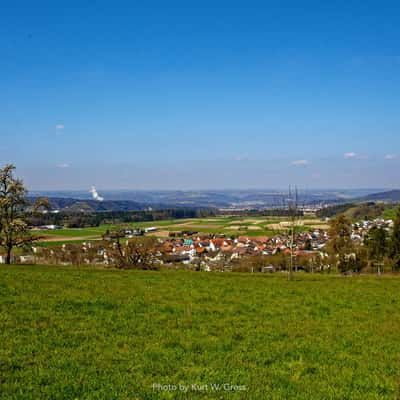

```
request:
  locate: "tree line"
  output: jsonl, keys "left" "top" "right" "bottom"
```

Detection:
{"left": 328, "top": 213, "right": 400, "bottom": 273}
{"left": 26, "top": 208, "right": 215, "bottom": 228}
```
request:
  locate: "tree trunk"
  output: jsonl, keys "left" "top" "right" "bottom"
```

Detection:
{"left": 6, "top": 246, "right": 12, "bottom": 264}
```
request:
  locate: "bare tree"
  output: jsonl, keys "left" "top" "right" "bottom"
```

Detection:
{"left": 0, "top": 165, "right": 44, "bottom": 264}
{"left": 327, "top": 214, "right": 354, "bottom": 273}
{"left": 106, "top": 233, "right": 159, "bottom": 269}
{"left": 32, "top": 197, "right": 51, "bottom": 214}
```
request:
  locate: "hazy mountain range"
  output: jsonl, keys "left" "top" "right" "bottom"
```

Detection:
{"left": 359, "top": 190, "right": 400, "bottom": 203}
{"left": 27, "top": 188, "right": 399, "bottom": 212}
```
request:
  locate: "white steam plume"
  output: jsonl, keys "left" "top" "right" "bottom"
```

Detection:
{"left": 90, "top": 186, "right": 104, "bottom": 202}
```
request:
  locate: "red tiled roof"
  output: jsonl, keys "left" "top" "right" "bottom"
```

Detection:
{"left": 253, "top": 236, "right": 270, "bottom": 244}
{"left": 220, "top": 245, "right": 233, "bottom": 251}
{"left": 174, "top": 245, "right": 192, "bottom": 253}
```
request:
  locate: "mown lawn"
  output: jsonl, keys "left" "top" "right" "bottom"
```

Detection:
{"left": 1, "top": 266, "right": 400, "bottom": 399}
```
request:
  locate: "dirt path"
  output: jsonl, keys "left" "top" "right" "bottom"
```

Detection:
{"left": 38, "top": 235, "right": 100, "bottom": 242}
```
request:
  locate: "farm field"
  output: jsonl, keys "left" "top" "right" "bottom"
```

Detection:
{"left": 1, "top": 266, "right": 400, "bottom": 399}
{"left": 33, "top": 216, "right": 327, "bottom": 246}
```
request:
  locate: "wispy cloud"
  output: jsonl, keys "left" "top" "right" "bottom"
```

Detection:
{"left": 343, "top": 152, "right": 369, "bottom": 160}
{"left": 291, "top": 159, "right": 309, "bottom": 166}
{"left": 55, "top": 124, "right": 64, "bottom": 130}
{"left": 56, "top": 163, "right": 70, "bottom": 168}
{"left": 384, "top": 154, "right": 397, "bottom": 160}
{"left": 344, "top": 152, "right": 356, "bottom": 159}
{"left": 233, "top": 155, "right": 250, "bottom": 162}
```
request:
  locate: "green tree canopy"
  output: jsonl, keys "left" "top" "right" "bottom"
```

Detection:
{"left": 365, "top": 226, "right": 388, "bottom": 262}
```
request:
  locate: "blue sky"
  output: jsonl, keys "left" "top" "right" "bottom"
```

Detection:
{"left": 1, "top": 0, "right": 399, "bottom": 189}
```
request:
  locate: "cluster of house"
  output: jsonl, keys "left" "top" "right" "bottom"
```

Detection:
{"left": 350, "top": 218, "right": 394, "bottom": 242}
{"left": 15, "top": 230, "right": 329, "bottom": 268}
{"left": 124, "top": 227, "right": 158, "bottom": 237}
{"left": 159, "top": 230, "right": 329, "bottom": 266}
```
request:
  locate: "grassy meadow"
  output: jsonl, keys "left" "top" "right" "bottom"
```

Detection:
{"left": 1, "top": 266, "right": 400, "bottom": 399}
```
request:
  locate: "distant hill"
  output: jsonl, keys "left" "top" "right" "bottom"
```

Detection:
{"left": 28, "top": 197, "right": 149, "bottom": 212}
{"left": 30, "top": 188, "right": 382, "bottom": 210}
{"left": 316, "top": 203, "right": 356, "bottom": 219}
{"left": 342, "top": 203, "right": 386, "bottom": 221}
{"left": 28, "top": 189, "right": 395, "bottom": 212}
{"left": 28, "top": 196, "right": 214, "bottom": 212}
{"left": 317, "top": 201, "right": 398, "bottom": 221}
{"left": 359, "top": 190, "right": 400, "bottom": 202}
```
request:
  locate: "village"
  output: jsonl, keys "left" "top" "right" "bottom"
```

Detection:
{"left": 5, "top": 216, "right": 392, "bottom": 272}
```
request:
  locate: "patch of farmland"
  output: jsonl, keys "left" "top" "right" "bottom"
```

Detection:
{"left": 38, "top": 235, "right": 100, "bottom": 242}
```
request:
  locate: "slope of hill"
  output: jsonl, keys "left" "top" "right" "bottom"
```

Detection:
{"left": 342, "top": 203, "right": 386, "bottom": 221}
{"left": 360, "top": 190, "right": 400, "bottom": 202}
{"left": 317, "top": 202, "right": 398, "bottom": 221}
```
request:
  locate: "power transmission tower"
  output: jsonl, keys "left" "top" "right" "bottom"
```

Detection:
{"left": 287, "top": 186, "right": 300, "bottom": 281}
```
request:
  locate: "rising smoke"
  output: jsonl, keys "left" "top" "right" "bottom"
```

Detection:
{"left": 90, "top": 186, "right": 104, "bottom": 202}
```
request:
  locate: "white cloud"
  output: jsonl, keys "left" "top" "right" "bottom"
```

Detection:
{"left": 384, "top": 154, "right": 397, "bottom": 160}
{"left": 56, "top": 163, "right": 70, "bottom": 168}
{"left": 291, "top": 159, "right": 309, "bottom": 166}
{"left": 55, "top": 124, "right": 64, "bottom": 130}
{"left": 344, "top": 152, "right": 369, "bottom": 160}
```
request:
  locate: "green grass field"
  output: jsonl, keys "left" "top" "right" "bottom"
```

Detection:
{"left": 34, "top": 216, "right": 325, "bottom": 245}
{"left": 1, "top": 266, "right": 400, "bottom": 399}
